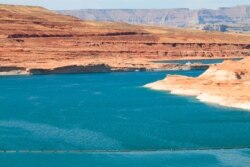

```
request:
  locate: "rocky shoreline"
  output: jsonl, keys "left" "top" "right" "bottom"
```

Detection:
{"left": 145, "top": 58, "right": 250, "bottom": 111}
{"left": 0, "top": 63, "right": 209, "bottom": 76}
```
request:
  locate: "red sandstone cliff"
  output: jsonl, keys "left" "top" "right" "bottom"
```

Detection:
{"left": 0, "top": 4, "right": 249, "bottom": 74}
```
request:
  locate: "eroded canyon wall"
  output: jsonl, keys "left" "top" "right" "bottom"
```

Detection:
{"left": 0, "top": 4, "right": 250, "bottom": 74}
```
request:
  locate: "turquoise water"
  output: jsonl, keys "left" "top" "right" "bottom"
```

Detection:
{"left": 0, "top": 71, "right": 250, "bottom": 166}
{"left": 1, "top": 149, "right": 250, "bottom": 167}
{"left": 155, "top": 58, "right": 242, "bottom": 65}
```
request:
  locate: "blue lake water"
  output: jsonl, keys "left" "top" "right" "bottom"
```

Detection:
{"left": 0, "top": 70, "right": 250, "bottom": 166}
{"left": 155, "top": 58, "right": 242, "bottom": 65}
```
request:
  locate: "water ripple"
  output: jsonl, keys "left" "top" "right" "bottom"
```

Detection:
{"left": 0, "top": 120, "right": 122, "bottom": 150}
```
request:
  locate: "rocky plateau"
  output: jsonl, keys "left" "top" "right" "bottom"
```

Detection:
{"left": 0, "top": 4, "right": 250, "bottom": 75}
{"left": 58, "top": 5, "right": 250, "bottom": 33}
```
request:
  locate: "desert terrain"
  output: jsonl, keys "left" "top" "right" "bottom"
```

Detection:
{"left": 0, "top": 4, "right": 250, "bottom": 75}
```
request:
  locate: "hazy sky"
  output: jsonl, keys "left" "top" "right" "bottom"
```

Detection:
{"left": 0, "top": 0, "right": 249, "bottom": 10}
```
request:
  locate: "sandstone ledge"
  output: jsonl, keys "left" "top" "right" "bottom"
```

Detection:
{"left": 145, "top": 58, "right": 250, "bottom": 111}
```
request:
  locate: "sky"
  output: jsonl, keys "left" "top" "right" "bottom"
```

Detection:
{"left": 0, "top": 0, "right": 249, "bottom": 10}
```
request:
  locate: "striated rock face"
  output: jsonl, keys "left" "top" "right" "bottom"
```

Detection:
{"left": 145, "top": 58, "right": 250, "bottom": 110}
{"left": 58, "top": 5, "right": 250, "bottom": 33}
{"left": 0, "top": 4, "right": 250, "bottom": 75}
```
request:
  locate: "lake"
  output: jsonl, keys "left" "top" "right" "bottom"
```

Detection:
{"left": 0, "top": 71, "right": 250, "bottom": 166}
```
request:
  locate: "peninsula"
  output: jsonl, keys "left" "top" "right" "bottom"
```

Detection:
{"left": 145, "top": 58, "right": 250, "bottom": 110}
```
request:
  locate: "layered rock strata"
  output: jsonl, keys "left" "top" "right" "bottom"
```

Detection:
{"left": 0, "top": 5, "right": 250, "bottom": 75}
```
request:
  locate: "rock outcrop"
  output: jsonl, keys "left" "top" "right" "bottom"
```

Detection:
{"left": 58, "top": 5, "right": 250, "bottom": 33}
{"left": 0, "top": 4, "right": 250, "bottom": 75}
{"left": 145, "top": 58, "right": 250, "bottom": 110}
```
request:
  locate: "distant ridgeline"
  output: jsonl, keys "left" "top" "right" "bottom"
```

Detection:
{"left": 58, "top": 5, "right": 250, "bottom": 33}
